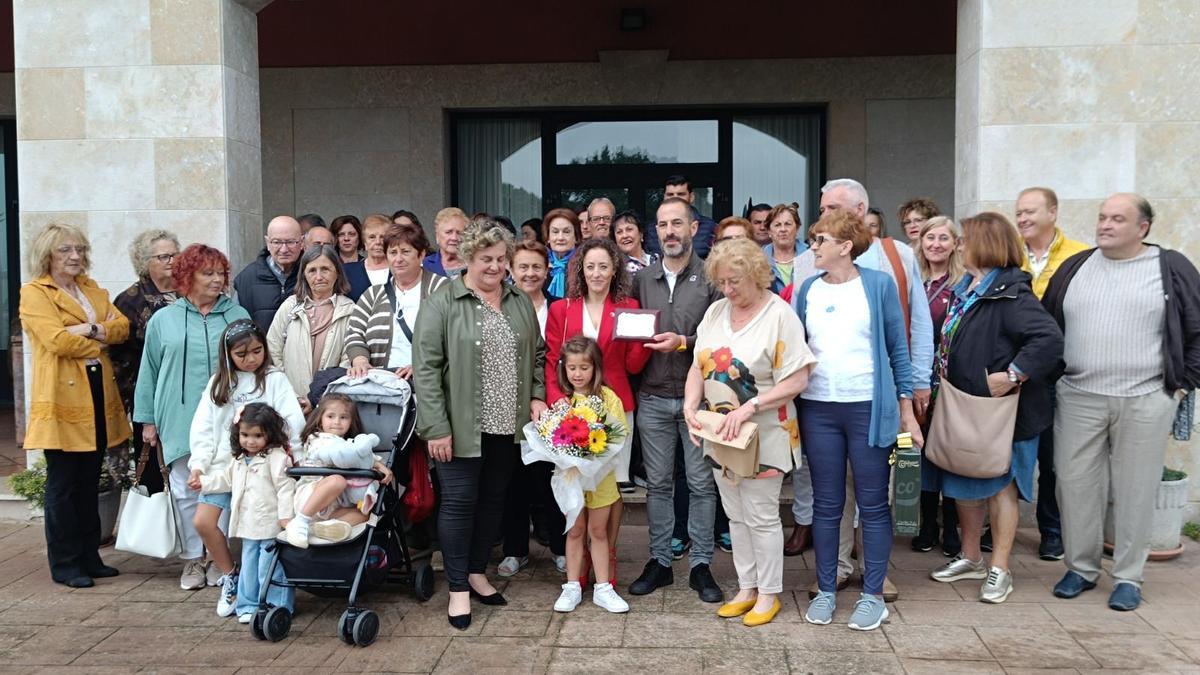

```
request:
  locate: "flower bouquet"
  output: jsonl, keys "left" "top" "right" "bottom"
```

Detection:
{"left": 522, "top": 395, "right": 627, "bottom": 531}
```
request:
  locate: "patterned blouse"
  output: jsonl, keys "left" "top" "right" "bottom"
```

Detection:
{"left": 111, "top": 276, "right": 177, "bottom": 413}
{"left": 477, "top": 295, "right": 519, "bottom": 435}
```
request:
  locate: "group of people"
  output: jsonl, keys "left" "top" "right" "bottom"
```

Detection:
{"left": 20, "top": 171, "right": 1198, "bottom": 635}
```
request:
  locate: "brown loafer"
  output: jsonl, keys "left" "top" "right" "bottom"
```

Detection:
{"left": 807, "top": 575, "right": 850, "bottom": 598}
{"left": 784, "top": 524, "right": 812, "bottom": 556}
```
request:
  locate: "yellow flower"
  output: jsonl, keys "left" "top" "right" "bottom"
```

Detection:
{"left": 774, "top": 340, "right": 786, "bottom": 369}
{"left": 698, "top": 348, "right": 715, "bottom": 378}
{"left": 573, "top": 406, "right": 599, "bottom": 424}
{"left": 784, "top": 417, "right": 800, "bottom": 449}
{"left": 588, "top": 428, "right": 607, "bottom": 454}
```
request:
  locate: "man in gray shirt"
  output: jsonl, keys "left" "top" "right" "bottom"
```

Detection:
{"left": 1042, "top": 193, "right": 1200, "bottom": 612}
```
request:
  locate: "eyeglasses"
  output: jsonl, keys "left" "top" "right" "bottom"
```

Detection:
{"left": 589, "top": 215, "right": 613, "bottom": 223}
{"left": 901, "top": 216, "right": 929, "bottom": 227}
{"left": 149, "top": 253, "right": 176, "bottom": 264}
{"left": 55, "top": 245, "right": 89, "bottom": 255}
{"left": 810, "top": 235, "right": 842, "bottom": 247}
{"left": 268, "top": 239, "right": 302, "bottom": 248}
{"left": 714, "top": 276, "right": 745, "bottom": 289}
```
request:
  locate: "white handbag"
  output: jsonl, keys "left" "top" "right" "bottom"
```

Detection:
{"left": 115, "top": 444, "right": 183, "bottom": 559}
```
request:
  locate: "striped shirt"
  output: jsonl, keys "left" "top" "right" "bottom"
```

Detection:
{"left": 344, "top": 271, "right": 449, "bottom": 368}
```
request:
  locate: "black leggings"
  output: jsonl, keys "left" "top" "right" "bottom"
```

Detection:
{"left": 44, "top": 364, "right": 107, "bottom": 581}
{"left": 435, "top": 434, "right": 518, "bottom": 592}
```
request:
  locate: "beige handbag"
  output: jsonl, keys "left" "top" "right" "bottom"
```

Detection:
{"left": 694, "top": 410, "right": 760, "bottom": 478}
{"left": 925, "top": 375, "right": 1018, "bottom": 479}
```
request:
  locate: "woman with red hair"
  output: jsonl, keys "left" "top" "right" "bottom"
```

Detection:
{"left": 133, "top": 244, "right": 252, "bottom": 591}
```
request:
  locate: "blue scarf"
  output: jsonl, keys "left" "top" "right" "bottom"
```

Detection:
{"left": 547, "top": 248, "right": 574, "bottom": 298}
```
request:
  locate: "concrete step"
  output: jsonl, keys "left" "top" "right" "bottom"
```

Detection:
{"left": 0, "top": 482, "right": 40, "bottom": 522}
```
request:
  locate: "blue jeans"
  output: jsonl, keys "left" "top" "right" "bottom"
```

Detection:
{"left": 638, "top": 393, "right": 716, "bottom": 567}
{"left": 801, "top": 400, "right": 892, "bottom": 596}
{"left": 236, "top": 538, "right": 294, "bottom": 616}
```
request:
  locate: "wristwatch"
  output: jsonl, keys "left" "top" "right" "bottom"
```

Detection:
{"left": 749, "top": 396, "right": 761, "bottom": 412}
{"left": 1006, "top": 368, "right": 1021, "bottom": 384}
{"left": 88, "top": 323, "right": 98, "bottom": 338}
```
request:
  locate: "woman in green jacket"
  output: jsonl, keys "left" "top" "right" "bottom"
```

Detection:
{"left": 133, "top": 244, "right": 250, "bottom": 591}
{"left": 413, "top": 220, "right": 547, "bottom": 630}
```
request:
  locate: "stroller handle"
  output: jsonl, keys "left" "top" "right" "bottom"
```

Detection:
{"left": 287, "top": 467, "right": 384, "bottom": 480}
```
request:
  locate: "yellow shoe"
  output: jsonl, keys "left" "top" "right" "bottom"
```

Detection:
{"left": 717, "top": 598, "right": 756, "bottom": 618}
{"left": 742, "top": 598, "right": 782, "bottom": 627}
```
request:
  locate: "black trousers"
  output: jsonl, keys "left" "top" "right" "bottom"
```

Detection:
{"left": 435, "top": 434, "right": 518, "bottom": 592}
{"left": 44, "top": 364, "right": 107, "bottom": 582}
{"left": 502, "top": 459, "right": 565, "bottom": 557}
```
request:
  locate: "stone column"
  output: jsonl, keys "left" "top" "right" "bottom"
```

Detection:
{"left": 14, "top": 0, "right": 269, "bottom": 293}
{"left": 955, "top": 0, "right": 1200, "bottom": 504}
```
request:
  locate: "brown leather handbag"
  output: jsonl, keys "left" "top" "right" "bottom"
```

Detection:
{"left": 924, "top": 375, "right": 1018, "bottom": 479}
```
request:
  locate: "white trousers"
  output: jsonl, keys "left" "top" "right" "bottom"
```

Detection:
{"left": 168, "top": 457, "right": 228, "bottom": 561}
{"left": 715, "top": 469, "right": 785, "bottom": 594}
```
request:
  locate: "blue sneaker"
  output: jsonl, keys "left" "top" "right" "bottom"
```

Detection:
{"left": 848, "top": 593, "right": 889, "bottom": 631}
{"left": 717, "top": 533, "right": 732, "bottom": 553}
{"left": 804, "top": 590, "right": 836, "bottom": 625}
{"left": 1053, "top": 571, "right": 1096, "bottom": 599}
{"left": 670, "top": 537, "right": 691, "bottom": 560}
{"left": 1108, "top": 582, "right": 1142, "bottom": 611}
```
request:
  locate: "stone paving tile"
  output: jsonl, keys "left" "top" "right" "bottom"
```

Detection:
{"left": 334, "top": 636, "right": 450, "bottom": 673}
{"left": 975, "top": 625, "right": 1100, "bottom": 670}
{"left": 553, "top": 611, "right": 625, "bottom": 647}
{"left": 622, "top": 611, "right": 729, "bottom": 648}
{"left": 785, "top": 648, "right": 904, "bottom": 674}
{"left": 724, "top": 618, "right": 893, "bottom": 652}
{"left": 0, "top": 625, "right": 116, "bottom": 666}
{"left": 432, "top": 637, "right": 545, "bottom": 674}
{"left": 0, "top": 591, "right": 114, "bottom": 625}
{"left": 701, "top": 648, "right": 789, "bottom": 673}
{"left": 83, "top": 597, "right": 230, "bottom": 627}
{"left": 177, "top": 635, "right": 293, "bottom": 668}
{"left": 547, "top": 647, "right": 702, "bottom": 672}
{"left": 1043, "top": 602, "right": 1159, "bottom": 634}
{"left": 390, "top": 602, "right": 495, "bottom": 637}
{"left": 1135, "top": 606, "right": 1200, "bottom": 640}
{"left": 480, "top": 609, "right": 554, "bottom": 637}
{"left": 1002, "top": 669, "right": 1084, "bottom": 675}
{"left": 1071, "top": 632, "right": 1198, "bottom": 670}
{"left": 899, "top": 658, "right": 1006, "bottom": 674}
{"left": 1175, "top": 639, "right": 1200, "bottom": 664}
{"left": 72, "top": 627, "right": 215, "bottom": 666}
{"left": 893, "top": 598, "right": 1058, "bottom": 626}
{"left": 882, "top": 624, "right": 994, "bottom": 661}
{"left": 269, "top": 635, "right": 354, "bottom": 668}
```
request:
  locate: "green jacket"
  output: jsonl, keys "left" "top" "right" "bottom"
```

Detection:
{"left": 132, "top": 296, "right": 251, "bottom": 466}
{"left": 413, "top": 277, "right": 547, "bottom": 457}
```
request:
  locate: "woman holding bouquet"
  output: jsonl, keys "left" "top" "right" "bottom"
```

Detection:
{"left": 413, "top": 219, "right": 547, "bottom": 631}
{"left": 683, "top": 238, "right": 816, "bottom": 627}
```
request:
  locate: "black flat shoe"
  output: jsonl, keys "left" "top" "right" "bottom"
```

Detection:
{"left": 448, "top": 612, "right": 472, "bottom": 630}
{"left": 86, "top": 565, "right": 120, "bottom": 579}
{"left": 61, "top": 575, "right": 94, "bottom": 588}
{"left": 469, "top": 588, "right": 508, "bottom": 606}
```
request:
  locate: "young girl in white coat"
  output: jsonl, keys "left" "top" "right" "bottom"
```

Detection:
{"left": 200, "top": 403, "right": 296, "bottom": 622}
{"left": 189, "top": 319, "right": 305, "bottom": 617}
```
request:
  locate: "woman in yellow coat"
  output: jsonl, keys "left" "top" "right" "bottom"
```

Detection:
{"left": 20, "top": 223, "right": 131, "bottom": 588}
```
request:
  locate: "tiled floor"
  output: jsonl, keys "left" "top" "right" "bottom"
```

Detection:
{"left": 0, "top": 407, "right": 23, "bottom": 477}
{"left": 0, "top": 522, "right": 1195, "bottom": 673}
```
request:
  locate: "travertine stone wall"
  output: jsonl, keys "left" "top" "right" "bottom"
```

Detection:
{"left": 13, "top": 0, "right": 265, "bottom": 294}
{"left": 956, "top": 0, "right": 1200, "bottom": 500}
{"left": 258, "top": 54, "right": 956, "bottom": 233}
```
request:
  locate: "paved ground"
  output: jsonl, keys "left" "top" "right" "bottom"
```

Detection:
{"left": 0, "top": 521, "right": 1196, "bottom": 674}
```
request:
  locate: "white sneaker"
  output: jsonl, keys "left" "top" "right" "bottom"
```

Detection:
{"left": 238, "top": 613, "right": 253, "bottom": 624}
{"left": 497, "top": 556, "right": 529, "bottom": 578}
{"left": 180, "top": 560, "right": 207, "bottom": 590}
{"left": 285, "top": 518, "right": 310, "bottom": 549}
{"left": 554, "top": 555, "right": 568, "bottom": 574}
{"left": 312, "top": 519, "right": 352, "bottom": 542}
{"left": 554, "top": 581, "right": 582, "bottom": 612}
{"left": 205, "top": 560, "right": 222, "bottom": 587}
{"left": 216, "top": 573, "right": 238, "bottom": 617}
{"left": 592, "top": 582, "right": 630, "bottom": 613}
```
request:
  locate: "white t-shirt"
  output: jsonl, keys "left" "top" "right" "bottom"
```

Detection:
{"left": 366, "top": 266, "right": 390, "bottom": 287}
{"left": 664, "top": 265, "right": 679, "bottom": 295}
{"left": 387, "top": 284, "right": 423, "bottom": 369}
{"left": 801, "top": 277, "right": 874, "bottom": 402}
{"left": 534, "top": 298, "right": 549, "bottom": 337}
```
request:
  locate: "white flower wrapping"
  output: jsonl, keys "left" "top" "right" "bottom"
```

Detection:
{"left": 520, "top": 417, "right": 627, "bottom": 532}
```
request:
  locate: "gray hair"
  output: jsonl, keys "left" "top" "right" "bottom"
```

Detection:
{"left": 458, "top": 218, "right": 515, "bottom": 262}
{"left": 821, "top": 178, "right": 870, "bottom": 211}
{"left": 587, "top": 197, "right": 615, "bottom": 213}
{"left": 129, "top": 229, "right": 180, "bottom": 278}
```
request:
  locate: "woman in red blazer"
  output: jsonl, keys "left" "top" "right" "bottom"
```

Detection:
{"left": 545, "top": 238, "right": 650, "bottom": 580}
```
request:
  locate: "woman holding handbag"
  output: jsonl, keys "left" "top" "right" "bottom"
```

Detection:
{"left": 927, "top": 213, "right": 1062, "bottom": 603}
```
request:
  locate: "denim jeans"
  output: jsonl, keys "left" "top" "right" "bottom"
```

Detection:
{"left": 801, "top": 399, "right": 892, "bottom": 596}
{"left": 638, "top": 393, "right": 716, "bottom": 567}
{"left": 236, "top": 538, "right": 294, "bottom": 616}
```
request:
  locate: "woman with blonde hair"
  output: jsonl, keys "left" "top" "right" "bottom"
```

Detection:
{"left": 911, "top": 215, "right": 965, "bottom": 555}
{"left": 20, "top": 223, "right": 131, "bottom": 588}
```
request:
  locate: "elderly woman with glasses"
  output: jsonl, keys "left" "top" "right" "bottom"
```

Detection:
{"left": 20, "top": 223, "right": 131, "bottom": 588}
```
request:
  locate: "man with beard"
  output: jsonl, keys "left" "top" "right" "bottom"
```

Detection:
{"left": 628, "top": 197, "right": 725, "bottom": 603}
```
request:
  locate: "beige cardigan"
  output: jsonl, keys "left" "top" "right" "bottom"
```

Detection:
{"left": 200, "top": 448, "right": 295, "bottom": 540}
{"left": 267, "top": 293, "right": 357, "bottom": 397}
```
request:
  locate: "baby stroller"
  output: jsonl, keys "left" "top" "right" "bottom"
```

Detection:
{"left": 249, "top": 373, "right": 435, "bottom": 647}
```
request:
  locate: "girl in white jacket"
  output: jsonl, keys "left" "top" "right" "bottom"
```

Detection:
{"left": 200, "top": 403, "right": 296, "bottom": 623}
{"left": 285, "top": 393, "right": 392, "bottom": 548}
{"left": 188, "top": 319, "right": 305, "bottom": 617}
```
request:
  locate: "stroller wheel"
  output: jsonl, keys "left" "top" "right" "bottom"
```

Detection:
{"left": 352, "top": 609, "right": 380, "bottom": 647}
{"left": 250, "top": 609, "right": 268, "bottom": 641}
{"left": 337, "top": 609, "right": 356, "bottom": 646}
{"left": 263, "top": 606, "right": 292, "bottom": 642}
{"left": 413, "top": 563, "right": 435, "bottom": 602}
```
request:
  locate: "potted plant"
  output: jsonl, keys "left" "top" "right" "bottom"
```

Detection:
{"left": 7, "top": 447, "right": 134, "bottom": 543}
{"left": 1104, "top": 466, "right": 1190, "bottom": 560}
{"left": 8, "top": 457, "right": 46, "bottom": 514}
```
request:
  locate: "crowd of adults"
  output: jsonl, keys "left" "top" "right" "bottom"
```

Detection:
{"left": 20, "top": 171, "right": 1199, "bottom": 631}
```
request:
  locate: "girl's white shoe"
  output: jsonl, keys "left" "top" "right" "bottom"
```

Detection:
{"left": 554, "top": 581, "right": 582, "bottom": 612}
{"left": 592, "top": 582, "right": 630, "bottom": 613}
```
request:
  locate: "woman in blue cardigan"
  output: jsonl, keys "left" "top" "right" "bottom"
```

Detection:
{"left": 794, "top": 210, "right": 922, "bottom": 631}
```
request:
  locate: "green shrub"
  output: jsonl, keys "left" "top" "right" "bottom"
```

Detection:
{"left": 8, "top": 458, "right": 47, "bottom": 509}
{"left": 1163, "top": 467, "right": 1188, "bottom": 482}
{"left": 1183, "top": 522, "right": 1200, "bottom": 542}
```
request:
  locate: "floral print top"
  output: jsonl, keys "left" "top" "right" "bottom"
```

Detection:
{"left": 477, "top": 295, "right": 519, "bottom": 435}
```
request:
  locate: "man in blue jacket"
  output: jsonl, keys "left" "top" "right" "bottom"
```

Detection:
{"left": 233, "top": 215, "right": 302, "bottom": 332}
{"left": 644, "top": 175, "right": 718, "bottom": 259}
